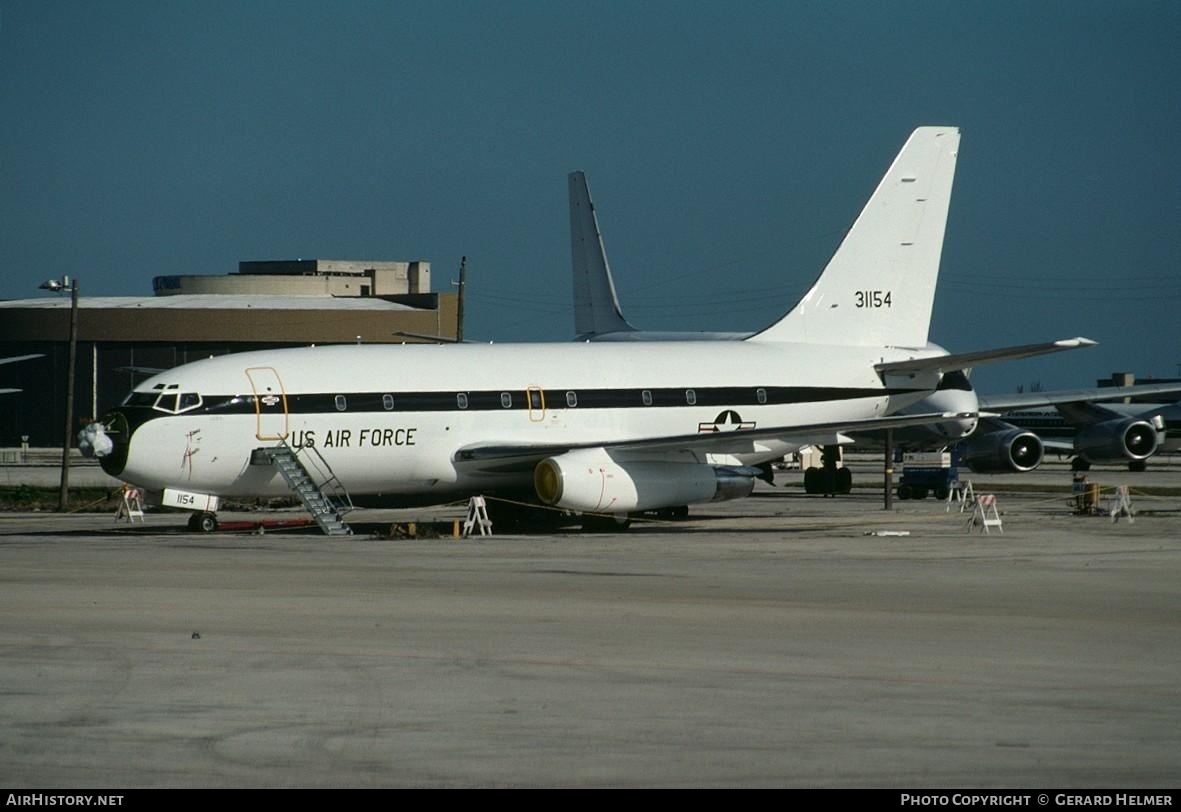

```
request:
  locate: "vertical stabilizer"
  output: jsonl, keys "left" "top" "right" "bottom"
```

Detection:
{"left": 570, "top": 171, "right": 637, "bottom": 337}
{"left": 748, "top": 126, "right": 960, "bottom": 347}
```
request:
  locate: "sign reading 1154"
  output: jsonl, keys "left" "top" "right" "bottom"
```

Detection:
{"left": 855, "top": 290, "right": 892, "bottom": 308}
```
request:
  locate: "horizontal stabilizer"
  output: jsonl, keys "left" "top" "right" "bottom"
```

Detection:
{"left": 875, "top": 337, "right": 1097, "bottom": 377}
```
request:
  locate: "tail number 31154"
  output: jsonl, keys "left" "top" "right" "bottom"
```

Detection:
{"left": 855, "top": 290, "right": 892, "bottom": 308}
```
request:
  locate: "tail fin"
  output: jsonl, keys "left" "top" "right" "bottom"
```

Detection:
{"left": 569, "top": 171, "right": 637, "bottom": 337}
{"left": 748, "top": 126, "right": 960, "bottom": 347}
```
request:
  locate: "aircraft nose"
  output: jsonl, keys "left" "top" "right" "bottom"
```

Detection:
{"left": 936, "top": 414, "right": 978, "bottom": 441}
{"left": 954, "top": 414, "right": 979, "bottom": 440}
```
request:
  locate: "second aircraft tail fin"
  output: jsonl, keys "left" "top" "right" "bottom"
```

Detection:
{"left": 569, "top": 171, "right": 637, "bottom": 338}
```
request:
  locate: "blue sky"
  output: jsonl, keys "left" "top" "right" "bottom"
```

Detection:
{"left": 3, "top": 0, "right": 1178, "bottom": 392}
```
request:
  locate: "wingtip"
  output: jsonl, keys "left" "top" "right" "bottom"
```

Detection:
{"left": 1056, "top": 337, "right": 1099, "bottom": 348}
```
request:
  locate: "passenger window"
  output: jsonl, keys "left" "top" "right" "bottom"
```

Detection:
{"left": 335, "top": 395, "right": 347, "bottom": 412}
{"left": 566, "top": 391, "right": 577, "bottom": 408}
{"left": 383, "top": 394, "right": 395, "bottom": 410}
{"left": 756, "top": 388, "right": 767, "bottom": 405}
{"left": 457, "top": 393, "right": 469, "bottom": 409}
{"left": 642, "top": 390, "right": 653, "bottom": 406}
{"left": 501, "top": 392, "right": 512, "bottom": 409}
{"left": 686, "top": 389, "right": 697, "bottom": 406}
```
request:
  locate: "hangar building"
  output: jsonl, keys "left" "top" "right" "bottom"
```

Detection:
{"left": 0, "top": 260, "right": 457, "bottom": 447}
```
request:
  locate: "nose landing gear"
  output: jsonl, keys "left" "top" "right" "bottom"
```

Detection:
{"left": 187, "top": 511, "right": 219, "bottom": 533}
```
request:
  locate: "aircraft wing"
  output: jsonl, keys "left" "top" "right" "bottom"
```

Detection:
{"left": 979, "top": 381, "right": 1181, "bottom": 412}
{"left": 454, "top": 410, "right": 975, "bottom": 468}
{"left": 114, "top": 365, "right": 170, "bottom": 376}
{"left": 0, "top": 354, "right": 44, "bottom": 367}
{"left": 875, "top": 337, "right": 1096, "bottom": 376}
{"left": 1054, "top": 400, "right": 1134, "bottom": 427}
{"left": 0, "top": 354, "right": 43, "bottom": 395}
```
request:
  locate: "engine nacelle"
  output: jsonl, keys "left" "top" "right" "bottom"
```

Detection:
{"left": 961, "top": 428, "right": 1044, "bottom": 473}
{"left": 1075, "top": 418, "right": 1159, "bottom": 463}
{"left": 533, "top": 447, "right": 755, "bottom": 513}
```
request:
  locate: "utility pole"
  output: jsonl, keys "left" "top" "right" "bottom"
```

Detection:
{"left": 40, "top": 276, "right": 80, "bottom": 511}
{"left": 454, "top": 256, "right": 467, "bottom": 342}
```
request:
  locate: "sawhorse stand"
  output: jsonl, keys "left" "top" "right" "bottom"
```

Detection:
{"left": 462, "top": 496, "right": 493, "bottom": 537}
{"left": 967, "top": 494, "right": 1003, "bottom": 534}
{"left": 946, "top": 479, "right": 974, "bottom": 513}
{"left": 115, "top": 486, "right": 145, "bottom": 523}
{"left": 1108, "top": 485, "right": 1135, "bottom": 524}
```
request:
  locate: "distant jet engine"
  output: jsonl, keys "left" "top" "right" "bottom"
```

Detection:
{"left": 533, "top": 447, "right": 754, "bottom": 514}
{"left": 961, "top": 428, "right": 1044, "bottom": 473}
{"left": 1075, "top": 417, "right": 1160, "bottom": 463}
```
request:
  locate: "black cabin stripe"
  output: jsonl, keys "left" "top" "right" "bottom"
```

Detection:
{"left": 183, "top": 385, "right": 923, "bottom": 416}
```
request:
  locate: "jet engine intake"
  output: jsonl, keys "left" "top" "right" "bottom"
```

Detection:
{"left": 534, "top": 447, "right": 755, "bottom": 513}
{"left": 1075, "top": 418, "right": 1159, "bottom": 463}
{"left": 961, "top": 428, "right": 1044, "bottom": 473}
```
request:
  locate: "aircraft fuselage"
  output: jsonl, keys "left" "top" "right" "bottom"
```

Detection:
{"left": 94, "top": 341, "right": 941, "bottom": 504}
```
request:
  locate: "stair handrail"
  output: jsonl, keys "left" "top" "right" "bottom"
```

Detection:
{"left": 283, "top": 440, "right": 355, "bottom": 515}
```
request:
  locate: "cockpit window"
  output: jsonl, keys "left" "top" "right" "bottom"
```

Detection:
{"left": 124, "top": 390, "right": 204, "bottom": 414}
{"left": 124, "top": 392, "right": 158, "bottom": 407}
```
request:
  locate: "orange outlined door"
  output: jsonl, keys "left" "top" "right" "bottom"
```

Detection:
{"left": 245, "top": 366, "right": 289, "bottom": 441}
{"left": 526, "top": 386, "right": 546, "bottom": 423}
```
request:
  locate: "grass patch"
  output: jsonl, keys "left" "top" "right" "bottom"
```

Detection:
{"left": 0, "top": 486, "right": 125, "bottom": 512}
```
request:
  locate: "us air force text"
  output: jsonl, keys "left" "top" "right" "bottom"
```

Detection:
{"left": 290, "top": 427, "right": 417, "bottom": 449}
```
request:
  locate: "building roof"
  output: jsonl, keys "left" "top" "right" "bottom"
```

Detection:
{"left": 0, "top": 292, "right": 457, "bottom": 344}
{"left": 0, "top": 294, "right": 418, "bottom": 312}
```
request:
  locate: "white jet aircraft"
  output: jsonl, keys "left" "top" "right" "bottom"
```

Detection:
{"left": 80, "top": 126, "right": 1093, "bottom": 531}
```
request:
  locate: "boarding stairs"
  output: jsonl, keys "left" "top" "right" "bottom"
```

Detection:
{"left": 264, "top": 442, "right": 354, "bottom": 536}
